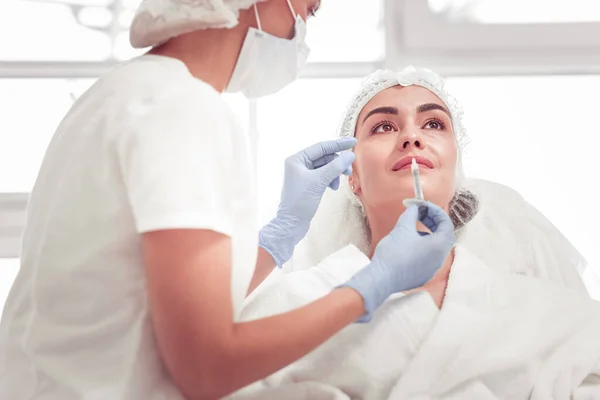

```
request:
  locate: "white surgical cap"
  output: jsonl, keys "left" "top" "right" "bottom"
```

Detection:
{"left": 338, "top": 66, "right": 479, "bottom": 231}
{"left": 130, "top": 0, "right": 266, "bottom": 49}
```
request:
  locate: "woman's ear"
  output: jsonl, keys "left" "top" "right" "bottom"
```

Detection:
{"left": 348, "top": 173, "right": 360, "bottom": 193}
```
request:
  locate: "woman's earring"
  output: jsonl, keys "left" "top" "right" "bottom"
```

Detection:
{"left": 351, "top": 185, "right": 356, "bottom": 191}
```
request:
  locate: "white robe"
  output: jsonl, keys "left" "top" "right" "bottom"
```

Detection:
{"left": 229, "top": 179, "right": 599, "bottom": 399}
{"left": 232, "top": 244, "right": 600, "bottom": 399}
{"left": 283, "top": 179, "right": 591, "bottom": 295}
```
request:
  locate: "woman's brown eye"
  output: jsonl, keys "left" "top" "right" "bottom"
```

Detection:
{"left": 375, "top": 124, "right": 394, "bottom": 133}
{"left": 424, "top": 120, "right": 445, "bottom": 130}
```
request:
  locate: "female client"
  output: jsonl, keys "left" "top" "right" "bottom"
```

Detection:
{"left": 233, "top": 67, "right": 600, "bottom": 400}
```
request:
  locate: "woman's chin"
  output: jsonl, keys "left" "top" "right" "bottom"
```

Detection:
{"left": 421, "top": 194, "right": 453, "bottom": 213}
{"left": 420, "top": 182, "right": 455, "bottom": 205}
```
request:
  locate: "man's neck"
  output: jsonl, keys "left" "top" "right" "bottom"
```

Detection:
{"left": 149, "top": 26, "right": 247, "bottom": 93}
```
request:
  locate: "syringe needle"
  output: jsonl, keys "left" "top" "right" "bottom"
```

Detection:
{"left": 411, "top": 158, "right": 424, "bottom": 200}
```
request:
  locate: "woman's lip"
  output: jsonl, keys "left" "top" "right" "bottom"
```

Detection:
{"left": 393, "top": 156, "right": 434, "bottom": 171}
{"left": 397, "top": 163, "right": 432, "bottom": 171}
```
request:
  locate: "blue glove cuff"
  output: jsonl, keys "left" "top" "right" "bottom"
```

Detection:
{"left": 337, "top": 282, "right": 374, "bottom": 323}
{"left": 258, "top": 242, "right": 282, "bottom": 269}
{"left": 338, "top": 260, "right": 391, "bottom": 323}
{"left": 258, "top": 215, "right": 308, "bottom": 268}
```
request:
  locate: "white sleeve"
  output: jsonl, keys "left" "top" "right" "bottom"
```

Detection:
{"left": 237, "top": 245, "right": 439, "bottom": 400}
{"left": 574, "top": 368, "right": 600, "bottom": 400}
{"left": 240, "top": 245, "right": 371, "bottom": 321}
{"left": 114, "top": 87, "right": 236, "bottom": 235}
{"left": 526, "top": 202, "right": 590, "bottom": 294}
{"left": 242, "top": 243, "right": 439, "bottom": 320}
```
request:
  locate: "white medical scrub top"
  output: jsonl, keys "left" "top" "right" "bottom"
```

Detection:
{"left": 0, "top": 55, "right": 258, "bottom": 399}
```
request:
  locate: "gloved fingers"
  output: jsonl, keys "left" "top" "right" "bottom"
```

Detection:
{"left": 319, "top": 151, "right": 356, "bottom": 184}
{"left": 395, "top": 204, "right": 420, "bottom": 228}
{"left": 329, "top": 176, "right": 341, "bottom": 190}
{"left": 313, "top": 154, "right": 353, "bottom": 175}
{"left": 312, "top": 154, "right": 337, "bottom": 169}
{"left": 402, "top": 198, "right": 420, "bottom": 208}
{"left": 300, "top": 137, "right": 357, "bottom": 163}
{"left": 404, "top": 200, "right": 455, "bottom": 234}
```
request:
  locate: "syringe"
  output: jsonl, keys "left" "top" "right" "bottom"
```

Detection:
{"left": 411, "top": 158, "right": 424, "bottom": 200}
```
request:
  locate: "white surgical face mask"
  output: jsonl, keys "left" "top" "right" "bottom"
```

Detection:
{"left": 225, "top": 1, "right": 310, "bottom": 99}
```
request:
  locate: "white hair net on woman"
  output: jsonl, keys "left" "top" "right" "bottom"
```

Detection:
{"left": 130, "top": 0, "right": 266, "bottom": 48}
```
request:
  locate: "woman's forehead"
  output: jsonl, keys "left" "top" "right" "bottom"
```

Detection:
{"left": 359, "top": 85, "right": 446, "bottom": 117}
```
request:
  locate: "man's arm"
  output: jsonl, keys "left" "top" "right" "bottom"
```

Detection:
{"left": 142, "top": 229, "right": 364, "bottom": 400}
{"left": 247, "top": 247, "right": 276, "bottom": 296}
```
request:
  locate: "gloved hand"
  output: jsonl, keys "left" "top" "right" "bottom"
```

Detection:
{"left": 259, "top": 137, "right": 357, "bottom": 267}
{"left": 341, "top": 200, "right": 456, "bottom": 322}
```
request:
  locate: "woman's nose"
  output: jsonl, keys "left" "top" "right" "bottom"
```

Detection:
{"left": 401, "top": 139, "right": 423, "bottom": 149}
{"left": 397, "top": 129, "right": 425, "bottom": 151}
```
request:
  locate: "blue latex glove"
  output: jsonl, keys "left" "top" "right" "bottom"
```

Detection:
{"left": 341, "top": 200, "right": 456, "bottom": 322}
{"left": 259, "top": 137, "right": 357, "bottom": 267}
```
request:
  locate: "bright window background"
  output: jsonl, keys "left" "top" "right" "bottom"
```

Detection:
{"left": 0, "top": 0, "right": 384, "bottom": 62}
{"left": 256, "top": 78, "right": 362, "bottom": 223}
{"left": 305, "top": 0, "right": 384, "bottom": 62}
{"left": 428, "top": 0, "right": 600, "bottom": 24}
{"left": 2, "top": 0, "right": 600, "bottom": 312}
{"left": 0, "top": 0, "right": 142, "bottom": 61}
{"left": 446, "top": 76, "right": 600, "bottom": 291}
{"left": 0, "top": 1, "right": 113, "bottom": 61}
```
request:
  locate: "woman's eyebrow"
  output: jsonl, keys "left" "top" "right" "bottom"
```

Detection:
{"left": 417, "top": 103, "right": 450, "bottom": 117}
{"left": 361, "top": 106, "right": 399, "bottom": 125}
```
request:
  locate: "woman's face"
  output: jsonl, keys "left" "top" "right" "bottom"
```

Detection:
{"left": 349, "top": 85, "right": 458, "bottom": 214}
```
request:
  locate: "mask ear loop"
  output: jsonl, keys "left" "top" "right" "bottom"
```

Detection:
{"left": 286, "top": 0, "right": 298, "bottom": 18}
{"left": 253, "top": 4, "right": 263, "bottom": 31}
